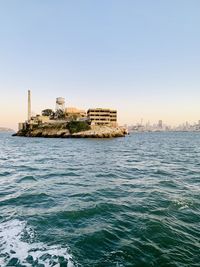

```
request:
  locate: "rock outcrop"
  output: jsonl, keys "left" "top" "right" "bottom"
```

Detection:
{"left": 13, "top": 124, "right": 127, "bottom": 138}
{"left": 71, "top": 126, "right": 127, "bottom": 138}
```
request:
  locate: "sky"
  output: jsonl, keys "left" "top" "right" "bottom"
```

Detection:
{"left": 0, "top": 0, "right": 200, "bottom": 130}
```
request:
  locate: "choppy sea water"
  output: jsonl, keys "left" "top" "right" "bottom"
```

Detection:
{"left": 0, "top": 132, "right": 200, "bottom": 267}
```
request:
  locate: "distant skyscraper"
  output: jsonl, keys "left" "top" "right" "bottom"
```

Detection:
{"left": 158, "top": 120, "right": 163, "bottom": 128}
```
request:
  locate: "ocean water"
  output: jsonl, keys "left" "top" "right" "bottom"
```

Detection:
{"left": 0, "top": 132, "right": 200, "bottom": 267}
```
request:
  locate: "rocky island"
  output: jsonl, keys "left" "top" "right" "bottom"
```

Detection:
{"left": 14, "top": 91, "right": 128, "bottom": 138}
{"left": 14, "top": 122, "right": 127, "bottom": 138}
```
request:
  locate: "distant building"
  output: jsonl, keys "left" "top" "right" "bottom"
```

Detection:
{"left": 87, "top": 108, "right": 117, "bottom": 127}
{"left": 18, "top": 123, "right": 25, "bottom": 131}
{"left": 35, "top": 115, "right": 51, "bottom": 124}
{"left": 65, "top": 107, "right": 86, "bottom": 118}
{"left": 158, "top": 120, "right": 163, "bottom": 129}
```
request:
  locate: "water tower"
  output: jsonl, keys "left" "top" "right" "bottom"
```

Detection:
{"left": 56, "top": 97, "right": 65, "bottom": 112}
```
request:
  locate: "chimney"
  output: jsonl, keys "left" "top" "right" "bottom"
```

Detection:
{"left": 28, "top": 90, "right": 31, "bottom": 122}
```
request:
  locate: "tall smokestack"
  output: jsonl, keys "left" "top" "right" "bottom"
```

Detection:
{"left": 28, "top": 90, "right": 31, "bottom": 122}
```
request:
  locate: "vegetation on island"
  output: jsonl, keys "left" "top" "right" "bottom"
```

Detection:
{"left": 66, "top": 121, "right": 91, "bottom": 134}
{"left": 42, "top": 109, "right": 66, "bottom": 119}
{"left": 42, "top": 109, "right": 54, "bottom": 117}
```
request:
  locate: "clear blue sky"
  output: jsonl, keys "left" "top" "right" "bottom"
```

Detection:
{"left": 0, "top": 0, "right": 200, "bottom": 129}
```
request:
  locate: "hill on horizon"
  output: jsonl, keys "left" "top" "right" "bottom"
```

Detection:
{"left": 0, "top": 127, "right": 14, "bottom": 132}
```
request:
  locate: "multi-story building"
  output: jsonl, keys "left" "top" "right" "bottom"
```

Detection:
{"left": 87, "top": 108, "right": 117, "bottom": 127}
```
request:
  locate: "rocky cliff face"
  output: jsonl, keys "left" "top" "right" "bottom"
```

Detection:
{"left": 71, "top": 126, "right": 127, "bottom": 138}
{"left": 14, "top": 124, "right": 127, "bottom": 138}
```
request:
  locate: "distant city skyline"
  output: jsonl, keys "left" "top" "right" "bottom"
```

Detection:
{"left": 128, "top": 119, "right": 200, "bottom": 133}
{"left": 1, "top": 1, "right": 200, "bottom": 130}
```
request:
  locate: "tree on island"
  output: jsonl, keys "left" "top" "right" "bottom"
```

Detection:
{"left": 42, "top": 109, "right": 54, "bottom": 117}
{"left": 67, "top": 121, "right": 91, "bottom": 133}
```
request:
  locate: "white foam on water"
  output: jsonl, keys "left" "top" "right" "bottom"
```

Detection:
{"left": 0, "top": 219, "right": 75, "bottom": 266}
{"left": 172, "top": 198, "right": 191, "bottom": 210}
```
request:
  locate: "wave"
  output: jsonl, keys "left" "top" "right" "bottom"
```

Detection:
{"left": 0, "top": 219, "right": 75, "bottom": 267}
{"left": 18, "top": 175, "right": 37, "bottom": 183}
